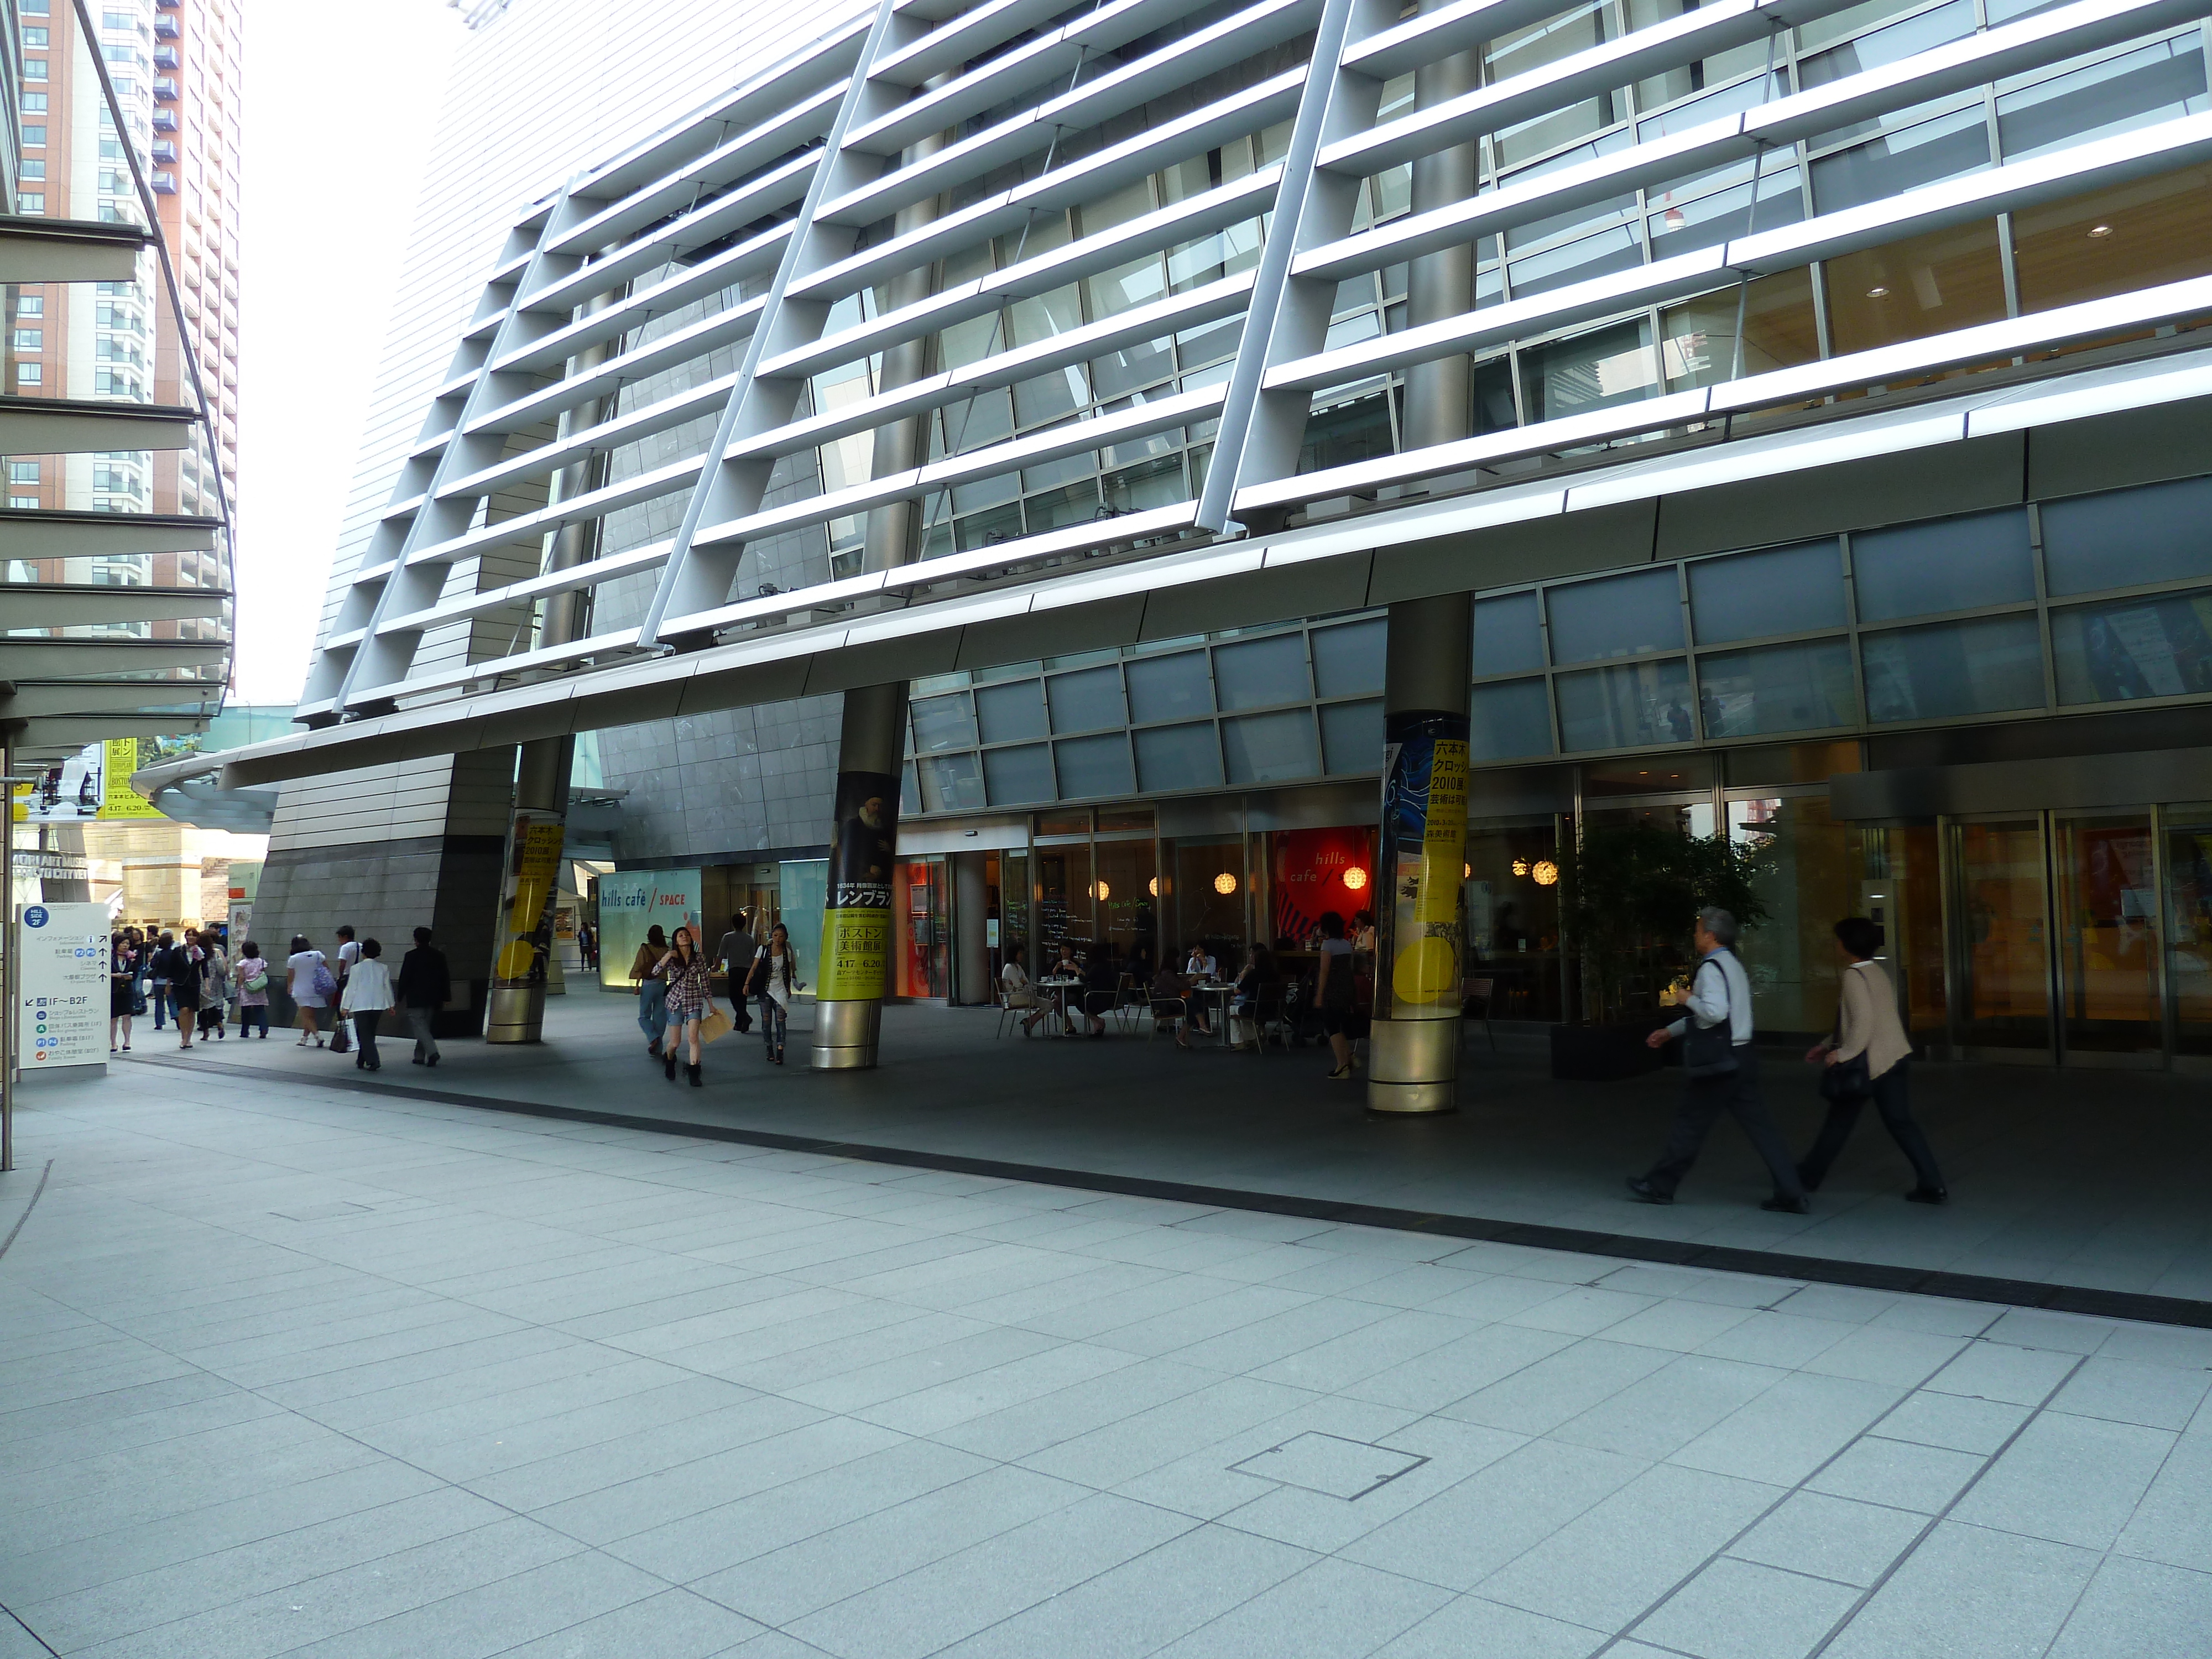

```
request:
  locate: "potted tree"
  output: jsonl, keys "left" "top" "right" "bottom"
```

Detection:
{"left": 1550, "top": 820, "right": 1771, "bottom": 1081}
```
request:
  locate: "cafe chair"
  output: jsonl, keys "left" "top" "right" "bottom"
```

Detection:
{"left": 1147, "top": 997, "right": 1187, "bottom": 1042}
{"left": 993, "top": 982, "right": 1039, "bottom": 1040}
{"left": 1251, "top": 981, "right": 1290, "bottom": 1051}
{"left": 1461, "top": 976, "right": 1498, "bottom": 1050}
{"left": 1112, "top": 972, "right": 1145, "bottom": 1036}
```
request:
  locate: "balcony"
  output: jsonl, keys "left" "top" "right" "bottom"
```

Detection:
{"left": 151, "top": 108, "right": 178, "bottom": 132}
{"left": 150, "top": 140, "right": 176, "bottom": 163}
{"left": 153, "top": 77, "right": 178, "bottom": 101}
{"left": 150, "top": 171, "right": 176, "bottom": 195}
{"left": 154, "top": 15, "right": 179, "bottom": 38}
{"left": 153, "top": 47, "right": 179, "bottom": 70}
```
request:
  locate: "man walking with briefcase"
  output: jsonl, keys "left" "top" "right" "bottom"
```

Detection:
{"left": 1627, "top": 906, "right": 1809, "bottom": 1214}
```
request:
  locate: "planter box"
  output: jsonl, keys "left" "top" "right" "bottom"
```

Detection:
{"left": 1550, "top": 1021, "right": 1668, "bottom": 1082}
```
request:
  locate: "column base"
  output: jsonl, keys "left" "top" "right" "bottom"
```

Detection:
{"left": 1365, "top": 1015, "right": 1459, "bottom": 1114}
{"left": 484, "top": 985, "right": 545, "bottom": 1044}
{"left": 811, "top": 998, "right": 881, "bottom": 1071}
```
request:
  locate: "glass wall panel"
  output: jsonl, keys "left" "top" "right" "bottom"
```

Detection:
{"left": 1319, "top": 698, "right": 1384, "bottom": 774}
{"left": 2166, "top": 812, "right": 2212, "bottom": 1056}
{"left": 1053, "top": 732, "right": 1136, "bottom": 799}
{"left": 2010, "top": 163, "right": 2212, "bottom": 314}
{"left": 1852, "top": 509, "right": 2035, "bottom": 621}
{"left": 975, "top": 678, "right": 1048, "bottom": 743}
{"left": 1659, "top": 268, "right": 1820, "bottom": 389}
{"left": 2042, "top": 477, "right": 2212, "bottom": 596}
{"left": 1880, "top": 825, "right": 1950, "bottom": 1046}
{"left": 1556, "top": 658, "right": 1697, "bottom": 750}
{"left": 1134, "top": 721, "right": 1225, "bottom": 792}
{"left": 1037, "top": 841, "right": 1094, "bottom": 958}
{"left": 1466, "top": 820, "right": 1564, "bottom": 1021}
{"left": 1862, "top": 615, "right": 2047, "bottom": 721}
{"left": 1214, "top": 634, "right": 1312, "bottom": 709}
{"left": 1954, "top": 818, "right": 2052, "bottom": 1051}
{"left": 1811, "top": 102, "right": 1992, "bottom": 213}
{"left": 910, "top": 692, "right": 977, "bottom": 753}
{"left": 1520, "top": 316, "right": 1660, "bottom": 421}
{"left": 1996, "top": 38, "right": 2207, "bottom": 162}
{"left": 983, "top": 743, "right": 1056, "bottom": 805}
{"left": 1645, "top": 166, "right": 1803, "bottom": 261}
{"left": 1824, "top": 218, "right": 2008, "bottom": 356}
{"left": 1310, "top": 618, "right": 1387, "bottom": 698}
{"left": 1798, "top": 0, "right": 1973, "bottom": 79}
{"left": 1300, "top": 389, "right": 1397, "bottom": 473}
{"left": 2051, "top": 588, "right": 2212, "bottom": 705}
{"left": 1698, "top": 638, "right": 1859, "bottom": 736}
{"left": 1474, "top": 592, "right": 1546, "bottom": 675}
{"left": 1170, "top": 837, "right": 1248, "bottom": 962}
{"left": 1046, "top": 665, "right": 1126, "bottom": 733}
{"left": 916, "top": 753, "right": 985, "bottom": 812}
{"left": 1470, "top": 677, "right": 1557, "bottom": 760}
{"left": 1126, "top": 651, "right": 1214, "bottom": 724}
{"left": 1000, "top": 848, "right": 1031, "bottom": 961}
{"left": 1731, "top": 796, "right": 1864, "bottom": 1037}
{"left": 1547, "top": 567, "right": 1684, "bottom": 662}
{"left": 2054, "top": 812, "right": 2161, "bottom": 1056}
{"left": 1223, "top": 708, "right": 1322, "bottom": 782}
{"left": 1688, "top": 540, "right": 1848, "bottom": 643}
{"left": 1093, "top": 837, "right": 1159, "bottom": 972}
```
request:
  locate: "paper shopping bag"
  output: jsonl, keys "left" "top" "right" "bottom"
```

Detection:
{"left": 698, "top": 1006, "right": 734, "bottom": 1045}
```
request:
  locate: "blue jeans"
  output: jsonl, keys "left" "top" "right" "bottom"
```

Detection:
{"left": 241, "top": 1006, "right": 269, "bottom": 1036}
{"left": 151, "top": 985, "right": 169, "bottom": 1029}
{"left": 637, "top": 980, "right": 668, "bottom": 1045}
{"left": 758, "top": 996, "right": 787, "bottom": 1059}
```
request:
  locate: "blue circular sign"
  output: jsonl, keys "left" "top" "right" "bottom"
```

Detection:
{"left": 24, "top": 906, "right": 49, "bottom": 928}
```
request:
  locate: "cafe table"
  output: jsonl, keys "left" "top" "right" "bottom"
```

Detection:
{"left": 1191, "top": 980, "right": 1237, "bottom": 1047}
{"left": 1037, "top": 975, "right": 1083, "bottom": 1036}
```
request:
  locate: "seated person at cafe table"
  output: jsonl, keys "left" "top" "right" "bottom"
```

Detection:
{"left": 1184, "top": 942, "right": 1218, "bottom": 979}
{"left": 1077, "top": 948, "right": 1119, "bottom": 1037}
{"left": 1045, "top": 941, "right": 1098, "bottom": 1037}
{"left": 1228, "top": 943, "right": 1275, "bottom": 1050}
{"left": 1001, "top": 943, "right": 1048, "bottom": 1036}
{"left": 1151, "top": 962, "right": 1212, "bottom": 1048}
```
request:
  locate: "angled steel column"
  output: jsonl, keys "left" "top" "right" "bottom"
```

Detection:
{"left": 1370, "top": 7, "right": 1479, "bottom": 1115}
{"left": 489, "top": 288, "right": 629, "bottom": 1044}
{"left": 814, "top": 82, "right": 952, "bottom": 1073}
{"left": 635, "top": 0, "right": 918, "bottom": 650}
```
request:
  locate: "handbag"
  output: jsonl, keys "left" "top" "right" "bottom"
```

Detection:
{"left": 1819, "top": 1053, "right": 1872, "bottom": 1102}
{"left": 1680, "top": 959, "right": 1739, "bottom": 1079}
{"left": 698, "top": 1005, "right": 733, "bottom": 1045}
{"left": 311, "top": 962, "right": 338, "bottom": 1000}
{"left": 245, "top": 971, "right": 269, "bottom": 994}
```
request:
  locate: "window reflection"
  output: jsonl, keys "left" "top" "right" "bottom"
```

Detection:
{"left": 1823, "top": 218, "right": 2008, "bottom": 356}
{"left": 2051, "top": 589, "right": 2212, "bottom": 705}
{"left": 1862, "top": 615, "right": 2046, "bottom": 721}
{"left": 1698, "top": 638, "right": 1859, "bottom": 737}
{"left": 1556, "top": 658, "right": 1697, "bottom": 750}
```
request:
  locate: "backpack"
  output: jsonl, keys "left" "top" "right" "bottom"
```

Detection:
{"left": 311, "top": 961, "right": 338, "bottom": 1000}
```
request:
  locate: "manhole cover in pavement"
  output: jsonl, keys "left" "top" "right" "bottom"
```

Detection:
{"left": 1230, "top": 1432, "right": 1428, "bottom": 1500}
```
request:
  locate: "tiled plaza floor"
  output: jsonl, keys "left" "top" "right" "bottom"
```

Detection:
{"left": 3, "top": 1063, "right": 2210, "bottom": 1656}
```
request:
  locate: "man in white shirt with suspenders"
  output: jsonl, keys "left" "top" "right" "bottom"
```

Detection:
{"left": 1628, "top": 906, "right": 1809, "bottom": 1214}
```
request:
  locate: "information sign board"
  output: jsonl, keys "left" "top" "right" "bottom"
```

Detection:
{"left": 15, "top": 901, "right": 110, "bottom": 1071}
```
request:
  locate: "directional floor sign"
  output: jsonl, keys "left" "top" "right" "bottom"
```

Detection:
{"left": 16, "top": 902, "right": 109, "bottom": 1071}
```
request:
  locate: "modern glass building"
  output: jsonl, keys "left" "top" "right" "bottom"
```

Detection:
{"left": 166, "top": 0, "right": 2212, "bottom": 1071}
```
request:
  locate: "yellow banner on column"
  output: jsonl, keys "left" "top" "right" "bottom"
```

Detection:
{"left": 1393, "top": 736, "right": 1469, "bottom": 1009}
{"left": 495, "top": 818, "right": 566, "bottom": 981}
{"left": 817, "top": 906, "right": 889, "bottom": 1001}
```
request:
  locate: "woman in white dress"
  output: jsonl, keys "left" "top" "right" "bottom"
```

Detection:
{"left": 286, "top": 933, "right": 330, "bottom": 1047}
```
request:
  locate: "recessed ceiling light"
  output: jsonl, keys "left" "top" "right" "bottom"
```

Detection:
{"left": 1866, "top": 285, "right": 1891, "bottom": 298}
{"left": 2088, "top": 223, "right": 2114, "bottom": 238}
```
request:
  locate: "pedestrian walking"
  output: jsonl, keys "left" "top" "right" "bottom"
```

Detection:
{"left": 108, "top": 932, "right": 140, "bottom": 1053}
{"left": 748, "top": 922, "right": 799, "bottom": 1065}
{"left": 630, "top": 924, "right": 670, "bottom": 1057}
{"left": 1798, "top": 918, "right": 1948, "bottom": 1204}
{"left": 234, "top": 941, "right": 272, "bottom": 1038}
{"left": 1315, "top": 911, "right": 1356, "bottom": 1079}
{"left": 288, "top": 935, "right": 332, "bottom": 1046}
{"left": 339, "top": 938, "right": 393, "bottom": 1071}
{"left": 715, "top": 910, "right": 757, "bottom": 1033}
{"left": 1629, "top": 907, "right": 1809, "bottom": 1214}
{"left": 395, "top": 926, "right": 450, "bottom": 1066}
{"left": 149, "top": 930, "right": 173, "bottom": 1032}
{"left": 656, "top": 925, "right": 716, "bottom": 1087}
{"left": 197, "top": 946, "right": 231, "bottom": 1041}
{"left": 330, "top": 925, "right": 360, "bottom": 1055}
{"left": 166, "top": 930, "right": 205, "bottom": 1050}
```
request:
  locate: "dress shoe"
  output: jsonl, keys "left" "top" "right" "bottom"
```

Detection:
{"left": 1625, "top": 1176, "right": 1671, "bottom": 1204}
{"left": 1905, "top": 1186, "right": 1949, "bottom": 1204}
{"left": 1760, "top": 1194, "right": 1811, "bottom": 1214}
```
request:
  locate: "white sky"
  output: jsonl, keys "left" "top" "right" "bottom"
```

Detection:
{"left": 228, "top": 0, "right": 465, "bottom": 705}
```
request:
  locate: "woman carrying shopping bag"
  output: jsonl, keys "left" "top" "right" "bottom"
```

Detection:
{"left": 630, "top": 925, "right": 670, "bottom": 1059}
{"left": 234, "top": 941, "right": 273, "bottom": 1038}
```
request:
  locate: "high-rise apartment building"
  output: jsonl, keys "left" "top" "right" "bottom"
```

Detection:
{"left": 4, "top": 0, "right": 238, "bottom": 558}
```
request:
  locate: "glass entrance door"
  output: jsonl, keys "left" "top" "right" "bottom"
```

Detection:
{"left": 2054, "top": 813, "right": 2162, "bottom": 1062}
{"left": 1953, "top": 818, "right": 2052, "bottom": 1055}
{"left": 2167, "top": 811, "right": 2212, "bottom": 1059}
